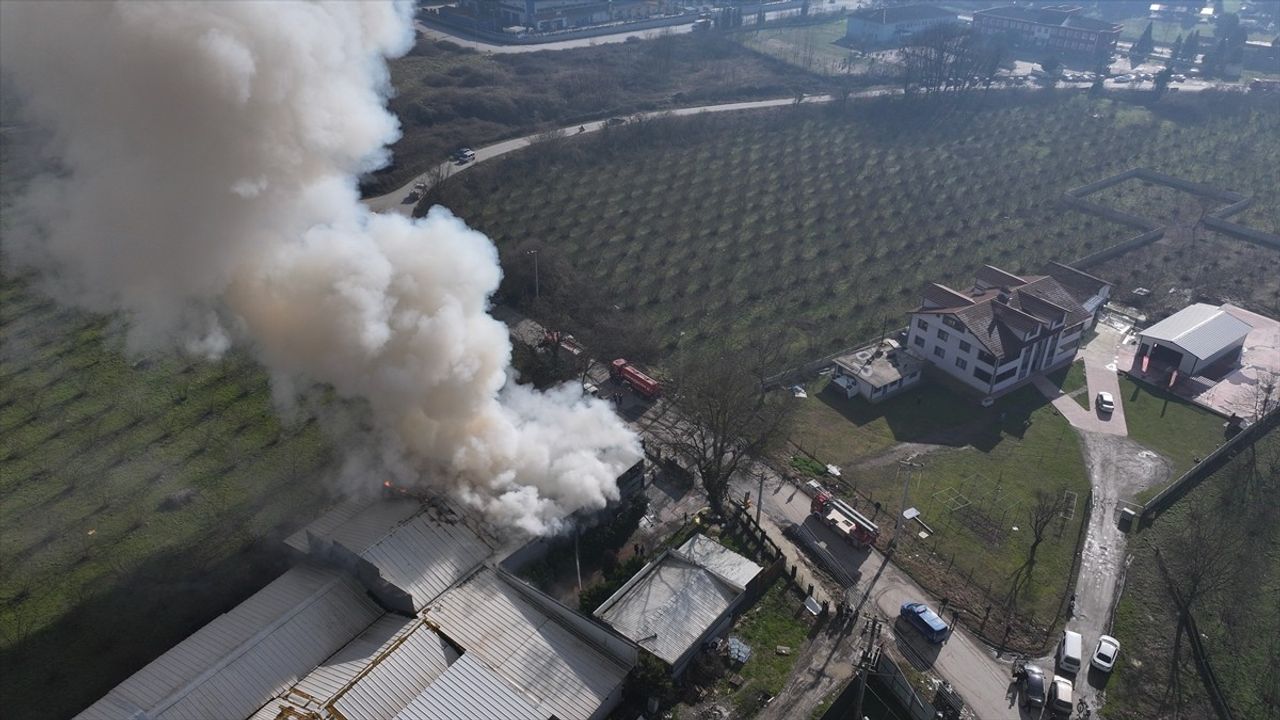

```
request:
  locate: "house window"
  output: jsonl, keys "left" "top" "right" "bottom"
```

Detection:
{"left": 916, "top": 319, "right": 929, "bottom": 331}
{"left": 978, "top": 350, "right": 996, "bottom": 365}
{"left": 936, "top": 329, "right": 950, "bottom": 342}
{"left": 974, "top": 367, "right": 992, "bottom": 382}
{"left": 933, "top": 347, "right": 946, "bottom": 359}
{"left": 942, "top": 315, "right": 964, "bottom": 331}
{"left": 995, "top": 367, "right": 1017, "bottom": 383}
{"left": 955, "top": 357, "right": 968, "bottom": 370}
{"left": 913, "top": 336, "right": 925, "bottom": 348}
{"left": 959, "top": 341, "right": 971, "bottom": 353}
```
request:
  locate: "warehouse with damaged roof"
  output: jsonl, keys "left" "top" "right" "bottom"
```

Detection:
{"left": 76, "top": 495, "right": 639, "bottom": 720}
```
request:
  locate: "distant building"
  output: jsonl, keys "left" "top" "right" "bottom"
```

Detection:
{"left": 830, "top": 338, "right": 926, "bottom": 403}
{"left": 595, "top": 533, "right": 765, "bottom": 677}
{"left": 1135, "top": 303, "right": 1252, "bottom": 379}
{"left": 973, "top": 5, "right": 1122, "bottom": 56}
{"left": 844, "top": 4, "right": 959, "bottom": 44}
{"left": 463, "top": 0, "right": 661, "bottom": 32}
{"left": 906, "top": 264, "right": 1111, "bottom": 400}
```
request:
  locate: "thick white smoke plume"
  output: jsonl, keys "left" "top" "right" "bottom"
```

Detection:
{"left": 0, "top": 1, "right": 641, "bottom": 534}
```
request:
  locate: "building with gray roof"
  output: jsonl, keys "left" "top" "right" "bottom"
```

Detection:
{"left": 1136, "top": 303, "right": 1253, "bottom": 379}
{"left": 594, "top": 534, "right": 763, "bottom": 676}
{"left": 83, "top": 496, "right": 638, "bottom": 720}
{"left": 75, "top": 565, "right": 383, "bottom": 720}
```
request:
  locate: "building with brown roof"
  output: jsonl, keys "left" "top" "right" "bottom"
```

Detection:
{"left": 906, "top": 264, "right": 1111, "bottom": 400}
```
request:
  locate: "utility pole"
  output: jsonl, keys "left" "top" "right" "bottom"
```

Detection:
{"left": 526, "top": 249, "right": 540, "bottom": 300}
{"left": 756, "top": 468, "right": 765, "bottom": 526}
{"left": 853, "top": 615, "right": 883, "bottom": 720}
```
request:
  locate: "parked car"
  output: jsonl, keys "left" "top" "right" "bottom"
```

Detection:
{"left": 1057, "top": 630, "right": 1083, "bottom": 674}
{"left": 583, "top": 382, "right": 601, "bottom": 398}
{"left": 900, "top": 601, "right": 950, "bottom": 644}
{"left": 1097, "top": 391, "right": 1115, "bottom": 414}
{"left": 1113, "top": 74, "right": 1133, "bottom": 83}
{"left": 800, "top": 479, "right": 824, "bottom": 497}
{"left": 1092, "top": 635, "right": 1121, "bottom": 672}
{"left": 1048, "top": 676, "right": 1074, "bottom": 717}
{"left": 452, "top": 147, "right": 475, "bottom": 163}
{"left": 605, "top": 117, "right": 627, "bottom": 127}
{"left": 1020, "top": 663, "right": 1046, "bottom": 709}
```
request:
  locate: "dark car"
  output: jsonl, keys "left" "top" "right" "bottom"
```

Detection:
{"left": 1020, "top": 664, "right": 1046, "bottom": 709}
{"left": 900, "top": 601, "right": 950, "bottom": 643}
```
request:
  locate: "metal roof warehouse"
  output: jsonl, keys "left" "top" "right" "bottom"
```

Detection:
{"left": 77, "top": 496, "right": 639, "bottom": 720}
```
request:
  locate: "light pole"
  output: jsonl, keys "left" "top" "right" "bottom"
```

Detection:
{"left": 526, "top": 249, "right": 539, "bottom": 300}
{"left": 892, "top": 457, "right": 924, "bottom": 551}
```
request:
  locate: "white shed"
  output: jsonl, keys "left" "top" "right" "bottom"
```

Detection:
{"left": 1136, "top": 303, "right": 1253, "bottom": 377}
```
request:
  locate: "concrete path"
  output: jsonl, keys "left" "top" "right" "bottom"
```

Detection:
{"left": 1031, "top": 324, "right": 1129, "bottom": 436}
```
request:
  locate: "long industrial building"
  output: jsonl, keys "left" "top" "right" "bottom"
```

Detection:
{"left": 75, "top": 496, "right": 638, "bottom": 720}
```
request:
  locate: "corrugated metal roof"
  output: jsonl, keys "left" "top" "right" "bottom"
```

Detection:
{"left": 329, "top": 620, "right": 458, "bottom": 720}
{"left": 1140, "top": 303, "right": 1253, "bottom": 360}
{"left": 677, "top": 534, "right": 763, "bottom": 590}
{"left": 594, "top": 553, "right": 739, "bottom": 665}
{"left": 392, "top": 653, "right": 542, "bottom": 720}
{"left": 76, "top": 565, "right": 382, "bottom": 720}
{"left": 426, "top": 568, "right": 630, "bottom": 720}
{"left": 291, "top": 497, "right": 494, "bottom": 612}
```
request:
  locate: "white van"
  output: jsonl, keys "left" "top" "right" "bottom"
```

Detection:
{"left": 1057, "top": 630, "right": 1083, "bottom": 674}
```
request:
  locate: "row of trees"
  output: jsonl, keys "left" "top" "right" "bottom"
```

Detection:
{"left": 899, "top": 25, "right": 1007, "bottom": 98}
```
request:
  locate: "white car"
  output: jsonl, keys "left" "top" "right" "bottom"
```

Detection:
{"left": 1092, "top": 635, "right": 1120, "bottom": 672}
{"left": 1113, "top": 75, "right": 1133, "bottom": 83}
{"left": 1096, "top": 391, "right": 1115, "bottom": 414}
{"left": 1048, "top": 676, "right": 1074, "bottom": 717}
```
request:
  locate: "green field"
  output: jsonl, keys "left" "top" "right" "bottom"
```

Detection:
{"left": 0, "top": 275, "right": 338, "bottom": 719}
{"left": 1108, "top": 427, "right": 1280, "bottom": 720}
{"left": 427, "top": 91, "right": 1280, "bottom": 369}
{"left": 1118, "top": 376, "right": 1228, "bottom": 481}
{"left": 791, "top": 381, "right": 1089, "bottom": 648}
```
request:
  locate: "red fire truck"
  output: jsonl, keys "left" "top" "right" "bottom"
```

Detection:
{"left": 610, "top": 358, "right": 662, "bottom": 399}
{"left": 811, "top": 490, "right": 879, "bottom": 548}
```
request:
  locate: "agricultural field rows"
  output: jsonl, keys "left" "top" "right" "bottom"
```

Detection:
{"left": 0, "top": 274, "right": 338, "bottom": 720}
{"left": 428, "top": 92, "right": 1279, "bottom": 369}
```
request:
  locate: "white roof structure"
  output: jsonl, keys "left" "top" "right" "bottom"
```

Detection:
{"left": 287, "top": 497, "right": 494, "bottom": 612}
{"left": 76, "top": 565, "right": 382, "bottom": 720}
{"left": 594, "top": 534, "right": 762, "bottom": 667}
{"left": 1139, "top": 303, "right": 1253, "bottom": 360}
{"left": 426, "top": 567, "right": 634, "bottom": 720}
{"left": 392, "top": 654, "right": 543, "bottom": 720}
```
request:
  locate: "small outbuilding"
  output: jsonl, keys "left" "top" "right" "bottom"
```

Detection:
{"left": 594, "top": 534, "right": 764, "bottom": 677}
{"left": 1136, "top": 303, "right": 1253, "bottom": 378}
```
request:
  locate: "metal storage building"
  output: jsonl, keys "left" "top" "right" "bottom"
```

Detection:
{"left": 594, "top": 534, "right": 763, "bottom": 677}
{"left": 74, "top": 565, "right": 383, "bottom": 720}
{"left": 1136, "top": 303, "right": 1253, "bottom": 378}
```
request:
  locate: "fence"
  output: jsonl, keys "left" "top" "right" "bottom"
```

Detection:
{"left": 1139, "top": 404, "right": 1280, "bottom": 523}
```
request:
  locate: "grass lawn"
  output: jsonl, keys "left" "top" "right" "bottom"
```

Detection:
{"left": 720, "top": 580, "right": 812, "bottom": 716}
{"left": 431, "top": 91, "right": 1280, "bottom": 368}
{"left": 1107, "top": 428, "right": 1280, "bottom": 720}
{"left": 0, "top": 275, "right": 338, "bottom": 719}
{"left": 787, "top": 375, "right": 975, "bottom": 465}
{"left": 791, "top": 381, "right": 1089, "bottom": 647}
{"left": 1118, "top": 375, "right": 1227, "bottom": 480}
{"left": 1045, "top": 360, "right": 1089, "bottom": 410}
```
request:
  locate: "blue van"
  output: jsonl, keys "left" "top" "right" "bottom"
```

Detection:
{"left": 900, "top": 601, "right": 950, "bottom": 643}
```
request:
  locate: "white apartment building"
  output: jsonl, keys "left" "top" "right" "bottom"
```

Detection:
{"left": 905, "top": 264, "right": 1111, "bottom": 400}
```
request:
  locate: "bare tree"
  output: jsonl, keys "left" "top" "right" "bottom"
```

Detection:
{"left": 665, "top": 347, "right": 794, "bottom": 516}
{"left": 1006, "top": 489, "right": 1066, "bottom": 605}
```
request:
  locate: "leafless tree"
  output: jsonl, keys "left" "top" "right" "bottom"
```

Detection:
{"left": 1006, "top": 489, "right": 1066, "bottom": 605}
{"left": 665, "top": 347, "right": 794, "bottom": 516}
{"left": 900, "top": 25, "right": 1004, "bottom": 100}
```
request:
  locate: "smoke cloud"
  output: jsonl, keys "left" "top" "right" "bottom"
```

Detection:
{"left": 0, "top": 1, "right": 641, "bottom": 534}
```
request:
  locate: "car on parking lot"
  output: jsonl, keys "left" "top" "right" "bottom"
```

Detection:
{"left": 900, "top": 601, "right": 950, "bottom": 643}
{"left": 1019, "top": 664, "right": 1046, "bottom": 709}
{"left": 1048, "top": 676, "right": 1073, "bottom": 717}
{"left": 1096, "top": 391, "right": 1115, "bottom": 414}
{"left": 1092, "top": 635, "right": 1120, "bottom": 672}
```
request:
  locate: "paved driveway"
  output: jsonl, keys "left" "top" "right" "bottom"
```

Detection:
{"left": 1032, "top": 323, "right": 1128, "bottom": 436}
